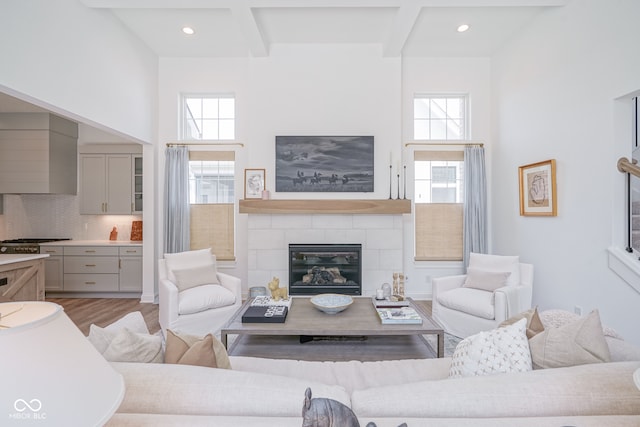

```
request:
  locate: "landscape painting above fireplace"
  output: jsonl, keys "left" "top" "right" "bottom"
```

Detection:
{"left": 275, "top": 136, "right": 374, "bottom": 192}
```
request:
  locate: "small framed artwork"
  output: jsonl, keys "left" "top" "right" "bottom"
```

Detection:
{"left": 244, "top": 168, "right": 265, "bottom": 199}
{"left": 519, "top": 159, "right": 557, "bottom": 216}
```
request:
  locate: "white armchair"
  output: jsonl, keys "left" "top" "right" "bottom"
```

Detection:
{"left": 158, "top": 249, "right": 242, "bottom": 338}
{"left": 432, "top": 253, "right": 534, "bottom": 339}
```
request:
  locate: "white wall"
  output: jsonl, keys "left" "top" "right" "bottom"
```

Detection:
{"left": 0, "top": 0, "right": 157, "bottom": 144}
{"left": 491, "top": 0, "right": 640, "bottom": 344}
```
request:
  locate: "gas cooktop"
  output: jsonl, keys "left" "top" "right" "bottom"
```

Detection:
{"left": 0, "top": 238, "right": 71, "bottom": 254}
{"left": 1, "top": 238, "right": 71, "bottom": 244}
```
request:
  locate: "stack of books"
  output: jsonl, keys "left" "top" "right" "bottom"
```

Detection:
{"left": 242, "top": 296, "right": 291, "bottom": 323}
{"left": 372, "top": 298, "right": 422, "bottom": 324}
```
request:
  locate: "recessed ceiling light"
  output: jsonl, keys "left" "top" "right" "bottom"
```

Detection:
{"left": 457, "top": 24, "right": 470, "bottom": 33}
{"left": 182, "top": 27, "right": 195, "bottom": 35}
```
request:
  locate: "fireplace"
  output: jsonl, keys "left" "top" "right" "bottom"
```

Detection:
{"left": 289, "top": 244, "right": 362, "bottom": 296}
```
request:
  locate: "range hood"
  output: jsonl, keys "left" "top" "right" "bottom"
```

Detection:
{"left": 0, "top": 113, "right": 78, "bottom": 194}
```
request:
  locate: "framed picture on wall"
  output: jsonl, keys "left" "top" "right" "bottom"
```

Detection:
{"left": 519, "top": 159, "right": 557, "bottom": 216}
{"left": 244, "top": 168, "right": 265, "bottom": 199}
{"left": 275, "top": 136, "right": 374, "bottom": 193}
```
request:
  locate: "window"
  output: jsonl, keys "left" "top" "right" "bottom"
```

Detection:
{"left": 188, "top": 151, "right": 235, "bottom": 260}
{"left": 414, "top": 151, "right": 464, "bottom": 261}
{"left": 414, "top": 95, "right": 467, "bottom": 140}
{"left": 182, "top": 95, "right": 235, "bottom": 140}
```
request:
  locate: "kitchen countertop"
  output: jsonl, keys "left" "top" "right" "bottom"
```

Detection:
{"left": 0, "top": 254, "right": 49, "bottom": 266}
{"left": 39, "top": 240, "right": 142, "bottom": 247}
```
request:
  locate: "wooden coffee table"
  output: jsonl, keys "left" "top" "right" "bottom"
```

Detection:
{"left": 220, "top": 296, "right": 444, "bottom": 358}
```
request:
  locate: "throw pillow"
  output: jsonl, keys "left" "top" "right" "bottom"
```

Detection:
{"left": 165, "top": 330, "right": 218, "bottom": 367}
{"left": 449, "top": 318, "right": 532, "bottom": 379}
{"left": 468, "top": 252, "right": 520, "bottom": 287}
{"left": 538, "top": 309, "right": 624, "bottom": 340}
{"left": 165, "top": 329, "right": 232, "bottom": 369}
{"left": 499, "top": 307, "right": 545, "bottom": 339}
{"left": 87, "top": 311, "right": 150, "bottom": 353}
{"left": 177, "top": 284, "right": 237, "bottom": 315}
{"left": 164, "top": 248, "right": 216, "bottom": 283}
{"left": 172, "top": 263, "right": 220, "bottom": 292}
{"left": 462, "top": 268, "right": 511, "bottom": 292}
{"left": 528, "top": 309, "right": 611, "bottom": 369}
{"left": 102, "top": 328, "right": 163, "bottom": 363}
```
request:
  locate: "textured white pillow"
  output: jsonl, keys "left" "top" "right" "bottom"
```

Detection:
{"left": 468, "top": 252, "right": 520, "bottom": 286}
{"left": 172, "top": 263, "right": 220, "bottom": 292}
{"left": 449, "top": 318, "right": 532, "bottom": 378}
{"left": 178, "top": 285, "right": 237, "bottom": 315}
{"left": 164, "top": 248, "right": 215, "bottom": 283}
{"left": 436, "top": 287, "right": 495, "bottom": 320}
{"left": 87, "top": 311, "right": 149, "bottom": 353}
{"left": 102, "top": 328, "right": 163, "bottom": 363}
{"left": 462, "top": 268, "right": 511, "bottom": 292}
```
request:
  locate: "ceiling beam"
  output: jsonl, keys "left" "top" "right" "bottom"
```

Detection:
{"left": 229, "top": 2, "right": 269, "bottom": 57}
{"left": 383, "top": 2, "right": 421, "bottom": 57}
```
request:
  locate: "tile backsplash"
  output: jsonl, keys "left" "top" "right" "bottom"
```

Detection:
{"left": 0, "top": 194, "right": 141, "bottom": 241}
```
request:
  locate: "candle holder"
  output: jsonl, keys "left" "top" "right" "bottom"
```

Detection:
{"left": 388, "top": 165, "right": 393, "bottom": 199}
{"left": 396, "top": 173, "right": 400, "bottom": 200}
{"left": 403, "top": 165, "right": 407, "bottom": 199}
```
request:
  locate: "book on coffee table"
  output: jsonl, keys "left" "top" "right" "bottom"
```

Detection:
{"left": 375, "top": 306, "right": 423, "bottom": 324}
{"left": 371, "top": 296, "right": 410, "bottom": 308}
{"left": 250, "top": 296, "right": 292, "bottom": 308}
{"left": 242, "top": 305, "right": 289, "bottom": 323}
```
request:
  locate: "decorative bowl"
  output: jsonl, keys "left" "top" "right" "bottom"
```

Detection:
{"left": 310, "top": 294, "right": 353, "bottom": 314}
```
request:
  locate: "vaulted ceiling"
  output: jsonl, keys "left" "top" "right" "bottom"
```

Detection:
{"left": 2, "top": 0, "right": 568, "bottom": 141}
{"left": 83, "top": 0, "right": 568, "bottom": 58}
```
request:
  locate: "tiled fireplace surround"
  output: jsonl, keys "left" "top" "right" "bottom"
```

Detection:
{"left": 247, "top": 213, "right": 404, "bottom": 298}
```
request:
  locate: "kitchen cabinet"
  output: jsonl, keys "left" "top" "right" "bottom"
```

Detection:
{"left": 0, "top": 254, "right": 47, "bottom": 301}
{"left": 40, "top": 245, "right": 63, "bottom": 291}
{"left": 63, "top": 246, "right": 120, "bottom": 292}
{"left": 133, "top": 155, "right": 143, "bottom": 213}
{"left": 119, "top": 246, "right": 142, "bottom": 291}
{"left": 80, "top": 154, "right": 135, "bottom": 214}
{"left": 41, "top": 242, "right": 143, "bottom": 295}
{"left": 78, "top": 142, "right": 143, "bottom": 215}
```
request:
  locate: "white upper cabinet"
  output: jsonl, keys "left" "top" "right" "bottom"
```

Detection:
{"left": 79, "top": 144, "right": 142, "bottom": 215}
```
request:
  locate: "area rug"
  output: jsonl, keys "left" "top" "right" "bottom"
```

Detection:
{"left": 227, "top": 333, "right": 461, "bottom": 362}
{"left": 424, "top": 333, "right": 461, "bottom": 357}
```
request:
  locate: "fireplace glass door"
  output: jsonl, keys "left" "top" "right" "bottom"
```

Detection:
{"left": 289, "top": 244, "right": 362, "bottom": 296}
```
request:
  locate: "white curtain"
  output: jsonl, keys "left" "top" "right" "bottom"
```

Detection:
{"left": 463, "top": 145, "right": 488, "bottom": 269}
{"left": 164, "top": 146, "right": 190, "bottom": 253}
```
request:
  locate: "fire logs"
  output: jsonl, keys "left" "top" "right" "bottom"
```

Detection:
{"left": 302, "top": 266, "right": 347, "bottom": 285}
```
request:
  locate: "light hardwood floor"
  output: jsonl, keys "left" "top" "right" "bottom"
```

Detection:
{"left": 47, "top": 297, "right": 433, "bottom": 337}
{"left": 47, "top": 298, "right": 160, "bottom": 336}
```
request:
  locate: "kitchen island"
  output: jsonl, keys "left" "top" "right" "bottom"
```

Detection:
{"left": 0, "top": 254, "right": 49, "bottom": 301}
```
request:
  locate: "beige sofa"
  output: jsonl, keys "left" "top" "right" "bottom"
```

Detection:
{"left": 106, "top": 352, "right": 640, "bottom": 426}
{"left": 98, "top": 308, "right": 640, "bottom": 426}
